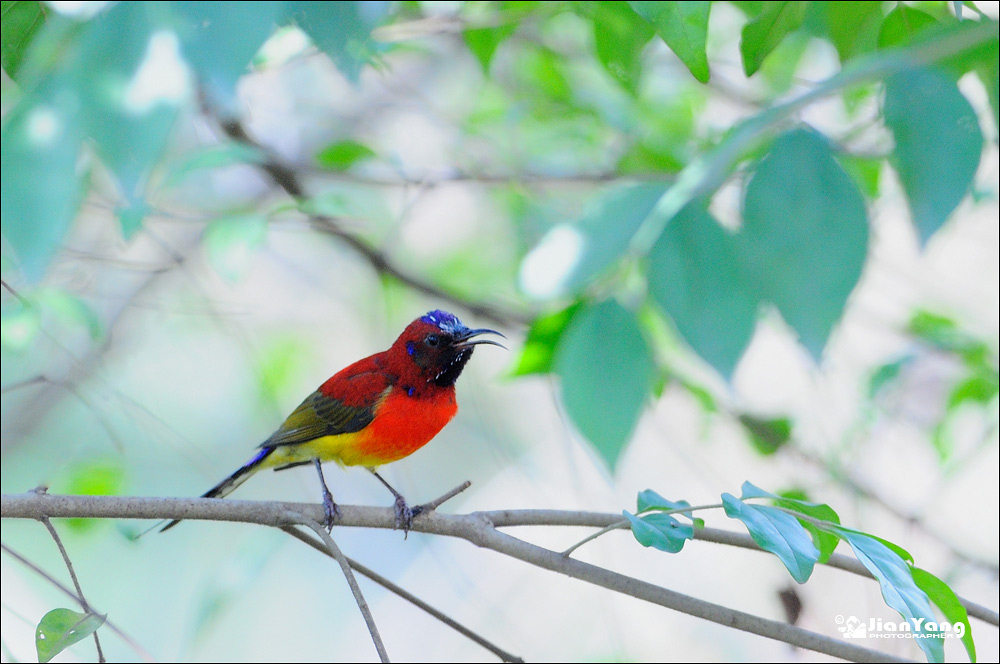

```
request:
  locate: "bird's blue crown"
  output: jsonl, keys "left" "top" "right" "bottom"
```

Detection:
{"left": 421, "top": 309, "right": 465, "bottom": 333}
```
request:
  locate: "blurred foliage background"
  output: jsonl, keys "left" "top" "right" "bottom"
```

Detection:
{"left": 1, "top": 1, "right": 998, "bottom": 661}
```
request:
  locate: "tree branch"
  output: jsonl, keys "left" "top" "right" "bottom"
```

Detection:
{"left": 8, "top": 492, "right": 991, "bottom": 661}
{"left": 280, "top": 526, "right": 524, "bottom": 663}
{"left": 292, "top": 515, "right": 389, "bottom": 662}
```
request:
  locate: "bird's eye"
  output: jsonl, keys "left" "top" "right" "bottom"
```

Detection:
{"left": 425, "top": 333, "right": 440, "bottom": 347}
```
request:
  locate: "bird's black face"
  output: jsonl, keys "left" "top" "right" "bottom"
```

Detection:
{"left": 404, "top": 310, "right": 506, "bottom": 387}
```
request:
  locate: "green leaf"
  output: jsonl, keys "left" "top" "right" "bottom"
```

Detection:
{"left": 202, "top": 214, "right": 269, "bottom": 282}
{"left": 884, "top": 67, "right": 983, "bottom": 245}
{"left": 948, "top": 371, "right": 1000, "bottom": 409}
{"left": 172, "top": 1, "right": 284, "bottom": 112}
{"left": 553, "top": 300, "right": 654, "bottom": 471}
{"left": 257, "top": 336, "right": 313, "bottom": 405}
{"left": 510, "top": 303, "right": 582, "bottom": 376}
{"left": 822, "top": 1, "right": 883, "bottom": 62}
{"left": 283, "top": 1, "right": 388, "bottom": 82}
{"left": 464, "top": 24, "right": 516, "bottom": 72}
{"left": 739, "top": 1, "right": 808, "bottom": 77}
{"left": 722, "top": 492, "right": 818, "bottom": 583}
{"left": 835, "top": 529, "right": 944, "bottom": 662}
{"left": 624, "top": 510, "right": 694, "bottom": 553}
{"left": 36, "top": 290, "right": 103, "bottom": 340}
{"left": 35, "top": 608, "right": 106, "bottom": 664}
{"left": 648, "top": 202, "right": 757, "bottom": 379}
{"left": 836, "top": 153, "right": 882, "bottom": 199}
{"left": 0, "top": 299, "right": 41, "bottom": 350}
{"left": 1, "top": 0, "right": 48, "bottom": 79}
{"left": 911, "top": 567, "right": 976, "bottom": 663}
{"left": 587, "top": 1, "right": 654, "bottom": 95}
{"left": 59, "top": 459, "right": 125, "bottom": 531}
{"left": 315, "top": 140, "right": 377, "bottom": 171}
{"left": 738, "top": 414, "right": 791, "bottom": 456}
{"left": 877, "top": 5, "right": 938, "bottom": 49}
{"left": 740, "top": 127, "right": 868, "bottom": 360}
{"left": 627, "top": 1, "right": 711, "bottom": 83}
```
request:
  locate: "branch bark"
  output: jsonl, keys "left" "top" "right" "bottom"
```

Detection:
{"left": 8, "top": 492, "right": 992, "bottom": 662}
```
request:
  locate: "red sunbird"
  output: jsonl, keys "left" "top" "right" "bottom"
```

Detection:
{"left": 162, "top": 310, "right": 505, "bottom": 533}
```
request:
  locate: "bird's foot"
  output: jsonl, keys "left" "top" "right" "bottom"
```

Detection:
{"left": 322, "top": 490, "right": 341, "bottom": 531}
{"left": 393, "top": 496, "right": 424, "bottom": 537}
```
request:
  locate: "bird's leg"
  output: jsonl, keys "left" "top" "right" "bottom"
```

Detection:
{"left": 312, "top": 458, "right": 340, "bottom": 530}
{"left": 369, "top": 469, "right": 422, "bottom": 536}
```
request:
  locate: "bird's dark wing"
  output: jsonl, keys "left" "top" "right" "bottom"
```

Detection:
{"left": 262, "top": 387, "right": 385, "bottom": 448}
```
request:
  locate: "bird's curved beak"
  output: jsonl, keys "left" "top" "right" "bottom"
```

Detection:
{"left": 454, "top": 327, "right": 507, "bottom": 350}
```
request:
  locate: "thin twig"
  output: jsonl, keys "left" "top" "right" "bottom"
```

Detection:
{"left": 281, "top": 526, "right": 523, "bottom": 663}
{"left": 290, "top": 513, "right": 390, "bottom": 663}
{"left": 1, "top": 278, "right": 30, "bottom": 305}
{"left": 0, "top": 543, "right": 157, "bottom": 662}
{"left": 423, "top": 481, "right": 473, "bottom": 511}
{"left": 39, "top": 516, "right": 105, "bottom": 662}
{"left": 211, "top": 114, "right": 531, "bottom": 328}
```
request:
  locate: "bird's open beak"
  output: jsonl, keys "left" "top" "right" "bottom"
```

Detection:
{"left": 454, "top": 327, "right": 507, "bottom": 350}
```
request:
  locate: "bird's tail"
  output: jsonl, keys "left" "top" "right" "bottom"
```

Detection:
{"left": 160, "top": 447, "right": 275, "bottom": 532}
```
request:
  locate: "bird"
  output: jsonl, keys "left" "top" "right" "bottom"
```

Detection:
{"left": 162, "top": 309, "right": 505, "bottom": 534}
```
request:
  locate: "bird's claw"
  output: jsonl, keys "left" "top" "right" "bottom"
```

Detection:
{"left": 322, "top": 493, "right": 341, "bottom": 532}
{"left": 393, "top": 496, "right": 424, "bottom": 537}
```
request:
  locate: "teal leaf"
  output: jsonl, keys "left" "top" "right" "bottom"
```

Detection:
{"left": 867, "top": 355, "right": 912, "bottom": 399}
{"left": 740, "top": 127, "right": 868, "bottom": 360}
{"left": 836, "top": 529, "right": 944, "bottom": 662}
{"left": 636, "top": 489, "right": 703, "bottom": 527}
{"left": 722, "top": 492, "right": 819, "bottom": 583}
{"left": 283, "top": 1, "right": 388, "bottom": 82}
{"left": 627, "top": 1, "right": 711, "bottom": 83}
{"left": 35, "top": 608, "right": 106, "bottom": 664}
{"left": 521, "top": 182, "right": 666, "bottom": 299}
{"left": 1, "top": 0, "right": 48, "bottom": 79}
{"left": 648, "top": 202, "right": 756, "bottom": 379}
{"left": 911, "top": 567, "right": 976, "bottom": 663}
{"left": 163, "top": 142, "right": 267, "bottom": 189}
{"left": 172, "top": 1, "right": 283, "bottom": 112}
{"left": 0, "top": 79, "right": 85, "bottom": 281}
{"left": 740, "top": 481, "right": 840, "bottom": 561}
{"left": 884, "top": 67, "right": 983, "bottom": 245}
{"left": 76, "top": 3, "right": 182, "bottom": 223}
{"left": 553, "top": 300, "right": 654, "bottom": 471}
{"left": 739, "top": 1, "right": 808, "bottom": 77}
{"left": 624, "top": 510, "right": 693, "bottom": 553}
